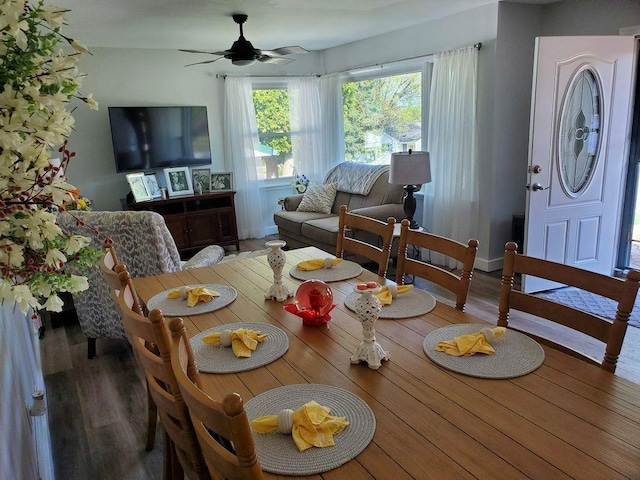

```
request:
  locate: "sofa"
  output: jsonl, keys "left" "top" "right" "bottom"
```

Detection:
{"left": 274, "top": 162, "right": 406, "bottom": 255}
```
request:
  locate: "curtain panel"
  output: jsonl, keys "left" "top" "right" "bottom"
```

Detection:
{"left": 224, "top": 77, "right": 268, "bottom": 240}
{"left": 426, "top": 45, "right": 479, "bottom": 268}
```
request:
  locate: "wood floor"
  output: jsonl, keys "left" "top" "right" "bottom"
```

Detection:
{"left": 41, "top": 236, "right": 640, "bottom": 480}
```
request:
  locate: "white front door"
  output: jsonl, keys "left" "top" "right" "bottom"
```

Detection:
{"left": 523, "top": 36, "right": 638, "bottom": 293}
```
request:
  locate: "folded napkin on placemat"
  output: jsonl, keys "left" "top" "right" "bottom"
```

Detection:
{"left": 435, "top": 326, "right": 506, "bottom": 356}
{"left": 251, "top": 400, "right": 349, "bottom": 452}
{"left": 375, "top": 285, "right": 413, "bottom": 306}
{"left": 296, "top": 258, "right": 342, "bottom": 271}
{"left": 168, "top": 285, "right": 220, "bottom": 307}
{"left": 202, "top": 328, "right": 267, "bottom": 358}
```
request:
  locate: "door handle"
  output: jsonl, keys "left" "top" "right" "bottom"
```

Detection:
{"left": 526, "top": 183, "right": 548, "bottom": 191}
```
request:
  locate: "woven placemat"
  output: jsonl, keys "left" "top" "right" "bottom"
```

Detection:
{"left": 289, "top": 260, "right": 363, "bottom": 282}
{"left": 147, "top": 284, "right": 237, "bottom": 316}
{"left": 344, "top": 288, "right": 437, "bottom": 319}
{"left": 190, "top": 323, "right": 289, "bottom": 374}
{"left": 423, "top": 324, "right": 545, "bottom": 379}
{"left": 245, "top": 384, "right": 375, "bottom": 476}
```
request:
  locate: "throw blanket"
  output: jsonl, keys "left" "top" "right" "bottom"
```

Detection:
{"left": 324, "top": 163, "right": 389, "bottom": 195}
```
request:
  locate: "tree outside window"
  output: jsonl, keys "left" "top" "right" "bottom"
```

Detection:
{"left": 343, "top": 72, "right": 422, "bottom": 164}
{"left": 253, "top": 88, "right": 294, "bottom": 179}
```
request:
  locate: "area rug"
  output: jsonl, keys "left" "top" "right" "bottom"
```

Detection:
{"left": 537, "top": 287, "right": 640, "bottom": 328}
{"left": 219, "top": 249, "right": 269, "bottom": 263}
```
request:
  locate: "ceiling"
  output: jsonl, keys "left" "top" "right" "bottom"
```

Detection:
{"left": 52, "top": 0, "right": 558, "bottom": 52}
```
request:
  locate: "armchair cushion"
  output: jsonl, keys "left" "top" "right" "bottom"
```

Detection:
{"left": 181, "top": 244, "right": 226, "bottom": 270}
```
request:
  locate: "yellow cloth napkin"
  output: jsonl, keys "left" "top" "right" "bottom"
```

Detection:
{"left": 435, "top": 327, "right": 506, "bottom": 356}
{"left": 168, "top": 286, "right": 220, "bottom": 307}
{"left": 201, "top": 328, "right": 267, "bottom": 358}
{"left": 251, "top": 400, "right": 349, "bottom": 452}
{"left": 375, "top": 284, "right": 413, "bottom": 306}
{"left": 296, "top": 258, "right": 342, "bottom": 271}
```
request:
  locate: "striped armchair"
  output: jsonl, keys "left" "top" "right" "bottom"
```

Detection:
{"left": 58, "top": 210, "right": 225, "bottom": 358}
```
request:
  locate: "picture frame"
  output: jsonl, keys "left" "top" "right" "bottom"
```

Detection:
{"left": 191, "top": 167, "right": 212, "bottom": 194}
{"left": 163, "top": 167, "right": 194, "bottom": 198}
{"left": 210, "top": 171, "right": 233, "bottom": 192}
{"left": 126, "top": 172, "right": 152, "bottom": 202}
{"left": 144, "top": 173, "right": 162, "bottom": 199}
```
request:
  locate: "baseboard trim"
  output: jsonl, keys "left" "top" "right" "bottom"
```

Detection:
{"left": 475, "top": 256, "right": 503, "bottom": 273}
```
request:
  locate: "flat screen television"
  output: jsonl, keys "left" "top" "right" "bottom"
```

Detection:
{"left": 108, "top": 106, "right": 212, "bottom": 173}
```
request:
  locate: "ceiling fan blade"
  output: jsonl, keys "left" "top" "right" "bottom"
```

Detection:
{"left": 260, "top": 46, "right": 309, "bottom": 57}
{"left": 258, "top": 55, "right": 295, "bottom": 65}
{"left": 184, "top": 57, "right": 224, "bottom": 67}
{"left": 179, "top": 49, "right": 232, "bottom": 56}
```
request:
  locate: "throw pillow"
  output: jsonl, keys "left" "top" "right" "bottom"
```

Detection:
{"left": 296, "top": 182, "right": 338, "bottom": 214}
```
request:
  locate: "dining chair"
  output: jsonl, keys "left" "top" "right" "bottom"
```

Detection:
{"left": 168, "top": 317, "right": 264, "bottom": 480}
{"left": 396, "top": 219, "right": 479, "bottom": 311}
{"left": 336, "top": 204, "right": 396, "bottom": 277}
{"left": 98, "top": 244, "right": 123, "bottom": 292}
{"left": 114, "top": 270, "right": 210, "bottom": 480}
{"left": 498, "top": 241, "right": 640, "bottom": 373}
{"left": 99, "top": 255, "right": 156, "bottom": 451}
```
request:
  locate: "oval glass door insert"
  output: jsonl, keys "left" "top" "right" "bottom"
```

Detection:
{"left": 558, "top": 68, "right": 601, "bottom": 195}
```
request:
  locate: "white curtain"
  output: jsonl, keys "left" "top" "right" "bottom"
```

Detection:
{"left": 224, "top": 77, "right": 267, "bottom": 240}
{"left": 426, "top": 45, "right": 479, "bottom": 267}
{"left": 288, "top": 76, "right": 342, "bottom": 185}
{"left": 320, "top": 73, "right": 345, "bottom": 173}
{"left": 288, "top": 77, "right": 324, "bottom": 184}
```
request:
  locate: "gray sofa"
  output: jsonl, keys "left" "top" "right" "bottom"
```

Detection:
{"left": 274, "top": 163, "right": 405, "bottom": 255}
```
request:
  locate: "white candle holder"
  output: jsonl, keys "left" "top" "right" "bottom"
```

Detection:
{"left": 265, "top": 240, "right": 293, "bottom": 302}
{"left": 350, "top": 283, "right": 390, "bottom": 370}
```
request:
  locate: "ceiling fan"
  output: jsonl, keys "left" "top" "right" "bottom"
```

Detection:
{"left": 181, "top": 13, "right": 309, "bottom": 67}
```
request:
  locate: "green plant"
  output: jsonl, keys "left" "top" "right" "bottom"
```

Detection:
{"left": 0, "top": 0, "right": 100, "bottom": 315}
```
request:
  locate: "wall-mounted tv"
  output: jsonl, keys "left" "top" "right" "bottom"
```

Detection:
{"left": 108, "top": 106, "right": 212, "bottom": 173}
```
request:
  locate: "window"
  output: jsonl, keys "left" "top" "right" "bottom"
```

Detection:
{"left": 342, "top": 71, "right": 422, "bottom": 164}
{"left": 252, "top": 88, "right": 294, "bottom": 180}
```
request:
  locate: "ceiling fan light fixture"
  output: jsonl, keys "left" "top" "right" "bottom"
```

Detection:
{"left": 232, "top": 58, "right": 255, "bottom": 66}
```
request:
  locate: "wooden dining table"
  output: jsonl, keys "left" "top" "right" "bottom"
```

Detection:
{"left": 134, "top": 246, "right": 640, "bottom": 479}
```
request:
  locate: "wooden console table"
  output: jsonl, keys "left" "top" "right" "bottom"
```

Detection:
{"left": 126, "top": 191, "right": 239, "bottom": 253}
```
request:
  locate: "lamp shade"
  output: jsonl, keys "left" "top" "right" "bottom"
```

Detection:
{"left": 389, "top": 151, "right": 431, "bottom": 185}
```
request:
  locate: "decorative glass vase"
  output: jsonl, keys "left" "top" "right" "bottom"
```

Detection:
{"left": 264, "top": 240, "right": 293, "bottom": 302}
{"left": 350, "top": 283, "right": 390, "bottom": 370}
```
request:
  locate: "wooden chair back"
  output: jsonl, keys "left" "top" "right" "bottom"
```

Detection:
{"left": 336, "top": 204, "right": 396, "bottom": 278}
{"left": 169, "top": 317, "right": 264, "bottom": 480}
{"left": 99, "top": 245, "right": 123, "bottom": 292}
{"left": 114, "top": 271, "right": 210, "bottom": 480}
{"left": 396, "top": 219, "right": 478, "bottom": 310}
{"left": 498, "top": 241, "right": 640, "bottom": 372}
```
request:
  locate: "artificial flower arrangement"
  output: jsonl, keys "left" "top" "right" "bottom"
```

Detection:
{"left": 0, "top": 0, "right": 101, "bottom": 316}
{"left": 63, "top": 189, "right": 92, "bottom": 211}
{"left": 291, "top": 173, "right": 310, "bottom": 193}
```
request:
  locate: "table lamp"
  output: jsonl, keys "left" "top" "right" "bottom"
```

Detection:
{"left": 389, "top": 149, "right": 431, "bottom": 229}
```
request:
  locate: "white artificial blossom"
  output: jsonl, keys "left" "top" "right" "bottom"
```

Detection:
{"left": 0, "top": 0, "right": 101, "bottom": 315}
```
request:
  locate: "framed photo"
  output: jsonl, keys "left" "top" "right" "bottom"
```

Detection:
{"left": 210, "top": 171, "right": 233, "bottom": 192}
{"left": 164, "top": 167, "right": 194, "bottom": 198}
{"left": 192, "top": 167, "right": 211, "bottom": 194}
{"left": 144, "top": 173, "right": 162, "bottom": 199}
{"left": 126, "top": 172, "right": 152, "bottom": 202}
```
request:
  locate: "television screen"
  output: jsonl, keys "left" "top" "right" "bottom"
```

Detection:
{"left": 108, "top": 106, "right": 212, "bottom": 173}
